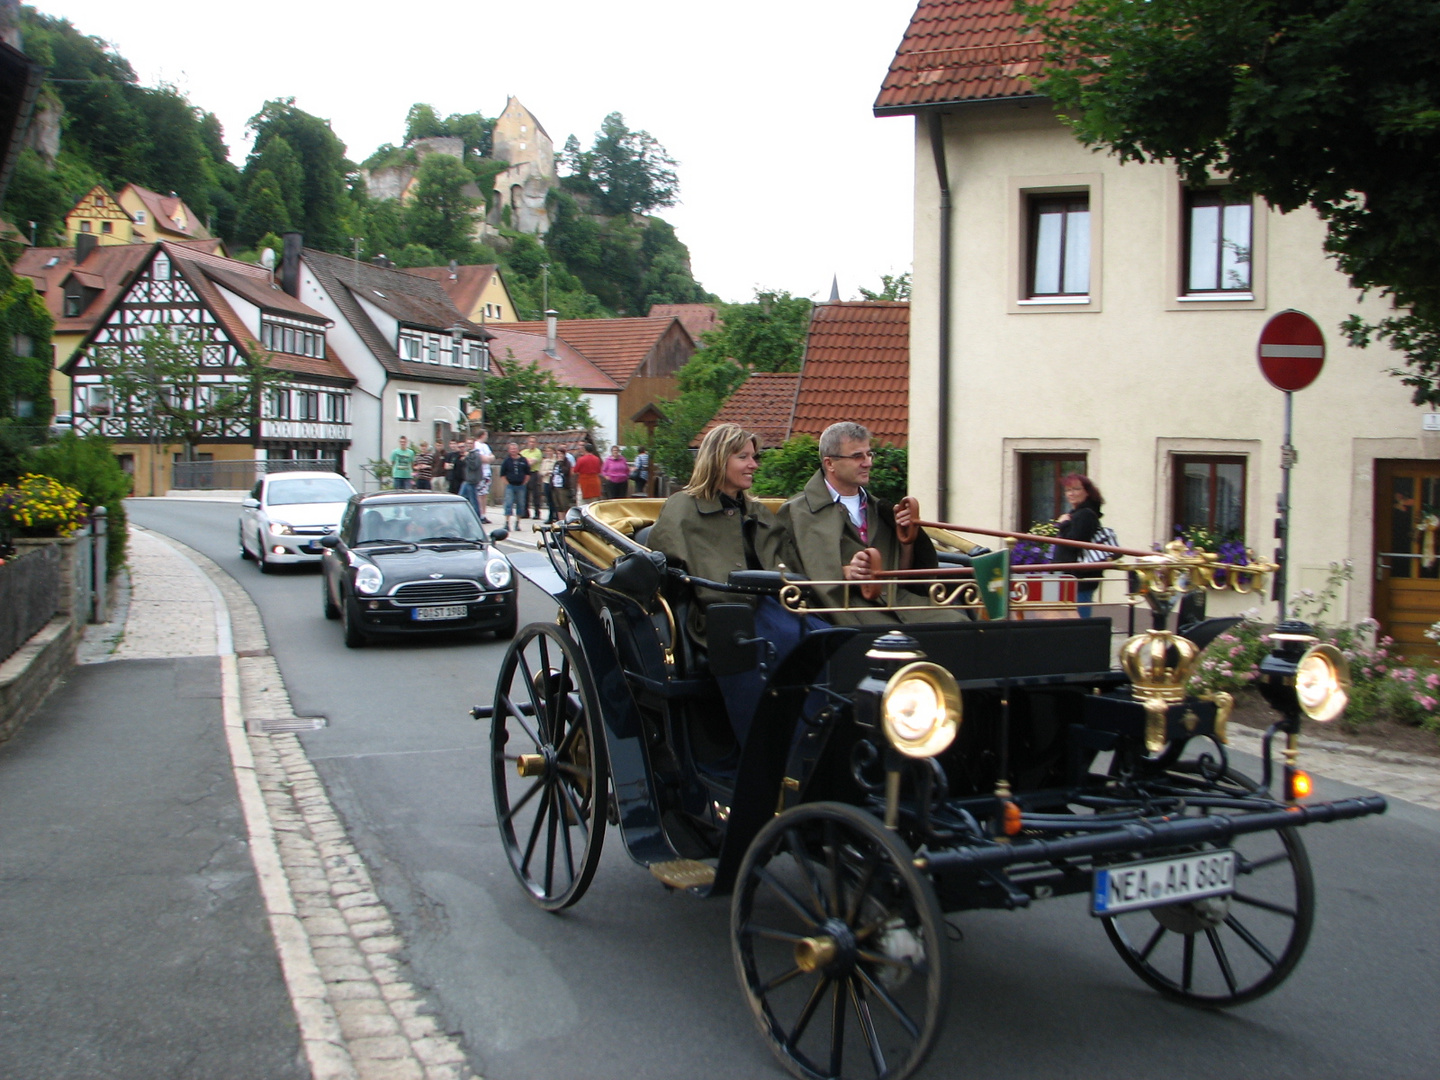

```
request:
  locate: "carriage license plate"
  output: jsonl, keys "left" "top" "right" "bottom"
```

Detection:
{"left": 412, "top": 605, "right": 468, "bottom": 621}
{"left": 1091, "top": 850, "right": 1235, "bottom": 916}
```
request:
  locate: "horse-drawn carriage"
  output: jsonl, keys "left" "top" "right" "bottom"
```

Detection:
{"left": 476, "top": 499, "right": 1385, "bottom": 1080}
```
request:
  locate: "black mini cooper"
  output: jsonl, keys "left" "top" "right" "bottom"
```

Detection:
{"left": 320, "top": 491, "right": 517, "bottom": 647}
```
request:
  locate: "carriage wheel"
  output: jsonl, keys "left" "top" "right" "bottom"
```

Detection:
{"left": 1101, "top": 823, "right": 1314, "bottom": 1007}
{"left": 732, "top": 803, "right": 946, "bottom": 1080}
{"left": 491, "top": 623, "right": 609, "bottom": 911}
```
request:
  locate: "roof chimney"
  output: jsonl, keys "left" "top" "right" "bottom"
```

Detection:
{"left": 545, "top": 309, "right": 558, "bottom": 355}
{"left": 75, "top": 232, "right": 98, "bottom": 263}
{"left": 281, "top": 232, "right": 303, "bottom": 297}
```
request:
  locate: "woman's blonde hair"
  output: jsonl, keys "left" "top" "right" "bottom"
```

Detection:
{"left": 686, "top": 422, "right": 759, "bottom": 501}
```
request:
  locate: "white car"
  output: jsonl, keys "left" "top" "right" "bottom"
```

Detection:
{"left": 239, "top": 471, "right": 357, "bottom": 572}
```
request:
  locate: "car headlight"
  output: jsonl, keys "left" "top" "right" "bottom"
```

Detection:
{"left": 1295, "top": 643, "right": 1350, "bottom": 722}
{"left": 484, "top": 556, "right": 512, "bottom": 589}
{"left": 354, "top": 564, "right": 383, "bottom": 595}
{"left": 881, "top": 661, "right": 961, "bottom": 758}
{"left": 269, "top": 519, "right": 295, "bottom": 535}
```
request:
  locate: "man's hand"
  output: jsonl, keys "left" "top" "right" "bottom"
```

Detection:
{"left": 843, "top": 548, "right": 875, "bottom": 581}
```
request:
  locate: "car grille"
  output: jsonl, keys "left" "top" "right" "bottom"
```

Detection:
{"left": 390, "top": 580, "right": 484, "bottom": 605}
{"left": 292, "top": 525, "right": 335, "bottom": 536}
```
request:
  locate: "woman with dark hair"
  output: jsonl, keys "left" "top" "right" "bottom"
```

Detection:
{"left": 1055, "top": 473, "right": 1106, "bottom": 617}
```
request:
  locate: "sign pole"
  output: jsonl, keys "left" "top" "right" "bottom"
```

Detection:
{"left": 1257, "top": 310, "right": 1326, "bottom": 625}
{"left": 1275, "top": 390, "right": 1294, "bottom": 621}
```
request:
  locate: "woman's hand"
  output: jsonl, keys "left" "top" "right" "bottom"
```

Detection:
{"left": 1056, "top": 513, "right": 1071, "bottom": 525}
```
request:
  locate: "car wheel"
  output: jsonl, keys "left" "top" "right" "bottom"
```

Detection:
{"left": 342, "top": 595, "right": 366, "bottom": 648}
{"left": 322, "top": 572, "right": 340, "bottom": 620}
{"left": 257, "top": 543, "right": 273, "bottom": 574}
{"left": 239, "top": 523, "right": 253, "bottom": 560}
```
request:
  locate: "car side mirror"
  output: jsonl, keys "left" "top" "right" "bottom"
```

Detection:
{"left": 320, "top": 534, "right": 340, "bottom": 549}
{"left": 243, "top": 497, "right": 260, "bottom": 508}
{"left": 490, "top": 528, "right": 509, "bottom": 543}
{"left": 706, "top": 603, "right": 758, "bottom": 677}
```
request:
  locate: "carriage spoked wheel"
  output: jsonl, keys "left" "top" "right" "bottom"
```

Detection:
{"left": 491, "top": 623, "right": 609, "bottom": 911}
{"left": 1101, "top": 822, "right": 1315, "bottom": 1007}
{"left": 732, "top": 803, "right": 946, "bottom": 1080}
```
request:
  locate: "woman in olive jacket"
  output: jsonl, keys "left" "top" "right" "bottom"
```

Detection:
{"left": 647, "top": 423, "right": 798, "bottom": 740}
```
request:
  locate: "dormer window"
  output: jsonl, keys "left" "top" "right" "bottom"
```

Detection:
{"left": 152, "top": 253, "right": 170, "bottom": 281}
{"left": 135, "top": 210, "right": 147, "bottom": 224}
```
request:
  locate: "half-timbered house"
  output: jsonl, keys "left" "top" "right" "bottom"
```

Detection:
{"left": 62, "top": 242, "right": 355, "bottom": 495}
{"left": 286, "top": 243, "right": 492, "bottom": 476}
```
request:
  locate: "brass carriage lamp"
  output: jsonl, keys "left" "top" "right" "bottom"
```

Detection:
{"left": 854, "top": 633, "right": 961, "bottom": 829}
{"left": 1255, "top": 621, "right": 1351, "bottom": 801}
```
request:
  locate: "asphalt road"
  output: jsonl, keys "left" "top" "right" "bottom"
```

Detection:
{"left": 130, "top": 498, "right": 1440, "bottom": 1080}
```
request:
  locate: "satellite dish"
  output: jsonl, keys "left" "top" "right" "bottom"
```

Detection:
{"left": 260, "top": 248, "right": 276, "bottom": 270}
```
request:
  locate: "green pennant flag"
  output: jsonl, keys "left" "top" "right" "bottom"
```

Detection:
{"left": 972, "top": 548, "right": 1011, "bottom": 620}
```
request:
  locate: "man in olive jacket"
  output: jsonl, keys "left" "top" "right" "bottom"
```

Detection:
{"left": 777, "top": 422, "right": 951, "bottom": 625}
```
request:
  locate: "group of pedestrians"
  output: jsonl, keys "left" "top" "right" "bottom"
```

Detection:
{"left": 389, "top": 434, "right": 652, "bottom": 532}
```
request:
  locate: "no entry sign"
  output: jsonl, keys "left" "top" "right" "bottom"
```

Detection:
{"left": 1258, "top": 310, "right": 1325, "bottom": 392}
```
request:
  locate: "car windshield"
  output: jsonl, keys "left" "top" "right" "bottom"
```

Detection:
{"left": 267, "top": 477, "right": 355, "bottom": 506}
{"left": 356, "top": 502, "right": 486, "bottom": 544}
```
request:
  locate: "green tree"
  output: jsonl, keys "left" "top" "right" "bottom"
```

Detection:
{"left": 708, "top": 290, "right": 813, "bottom": 372}
{"left": 750, "top": 435, "right": 820, "bottom": 498}
{"left": 25, "top": 433, "right": 131, "bottom": 574}
{"left": 90, "top": 326, "right": 291, "bottom": 459}
{"left": 404, "top": 154, "right": 478, "bottom": 259}
{"left": 1022, "top": 0, "right": 1440, "bottom": 403}
{"left": 236, "top": 168, "right": 293, "bottom": 246}
{"left": 404, "top": 103, "right": 446, "bottom": 143}
{"left": 0, "top": 273, "right": 54, "bottom": 437}
{"left": 581, "top": 112, "right": 679, "bottom": 216}
{"left": 130, "top": 86, "right": 220, "bottom": 222}
{"left": 648, "top": 352, "right": 748, "bottom": 483}
{"left": 245, "top": 99, "right": 351, "bottom": 252}
{"left": 859, "top": 272, "right": 911, "bottom": 302}
{"left": 475, "top": 352, "right": 598, "bottom": 435}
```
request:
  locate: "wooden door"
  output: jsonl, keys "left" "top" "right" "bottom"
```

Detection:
{"left": 1374, "top": 460, "right": 1440, "bottom": 659}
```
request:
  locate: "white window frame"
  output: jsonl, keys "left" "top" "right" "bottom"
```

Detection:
{"left": 1164, "top": 173, "right": 1267, "bottom": 311}
{"left": 1007, "top": 173, "right": 1103, "bottom": 314}
{"left": 398, "top": 391, "right": 420, "bottom": 422}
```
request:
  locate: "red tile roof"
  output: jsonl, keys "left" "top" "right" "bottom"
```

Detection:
{"left": 484, "top": 326, "right": 620, "bottom": 393}
{"left": 17, "top": 243, "right": 152, "bottom": 334}
{"left": 121, "top": 182, "right": 208, "bottom": 238}
{"left": 648, "top": 303, "right": 719, "bottom": 344}
{"left": 875, "top": 0, "right": 1075, "bottom": 114}
{"left": 789, "top": 302, "right": 910, "bottom": 447}
{"left": 403, "top": 264, "right": 500, "bottom": 317}
{"left": 504, "top": 316, "right": 691, "bottom": 385}
{"left": 694, "top": 372, "right": 801, "bottom": 449}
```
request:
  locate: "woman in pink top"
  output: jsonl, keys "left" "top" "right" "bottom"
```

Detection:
{"left": 601, "top": 445, "right": 632, "bottom": 499}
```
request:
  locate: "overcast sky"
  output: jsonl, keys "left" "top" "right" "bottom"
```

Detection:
{"left": 36, "top": 0, "right": 921, "bottom": 305}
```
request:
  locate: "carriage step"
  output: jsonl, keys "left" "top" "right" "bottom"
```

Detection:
{"left": 649, "top": 859, "right": 716, "bottom": 889}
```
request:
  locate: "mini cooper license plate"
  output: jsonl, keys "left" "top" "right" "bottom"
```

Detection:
{"left": 412, "top": 605, "right": 468, "bottom": 621}
{"left": 1092, "top": 850, "right": 1236, "bottom": 916}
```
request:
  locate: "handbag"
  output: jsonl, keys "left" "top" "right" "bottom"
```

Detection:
{"left": 1077, "top": 525, "right": 1119, "bottom": 563}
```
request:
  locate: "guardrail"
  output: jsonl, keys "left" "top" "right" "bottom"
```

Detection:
{"left": 171, "top": 459, "right": 339, "bottom": 490}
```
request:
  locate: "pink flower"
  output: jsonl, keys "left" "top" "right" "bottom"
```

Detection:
{"left": 1425, "top": 673, "right": 1439, "bottom": 691}
{"left": 1417, "top": 695, "right": 1438, "bottom": 712}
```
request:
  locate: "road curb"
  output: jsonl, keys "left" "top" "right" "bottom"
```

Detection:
{"left": 142, "top": 530, "right": 481, "bottom": 1080}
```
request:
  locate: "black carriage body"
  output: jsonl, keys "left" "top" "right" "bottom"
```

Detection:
{"left": 490, "top": 502, "right": 1390, "bottom": 1080}
{"left": 499, "top": 506, "right": 1383, "bottom": 912}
